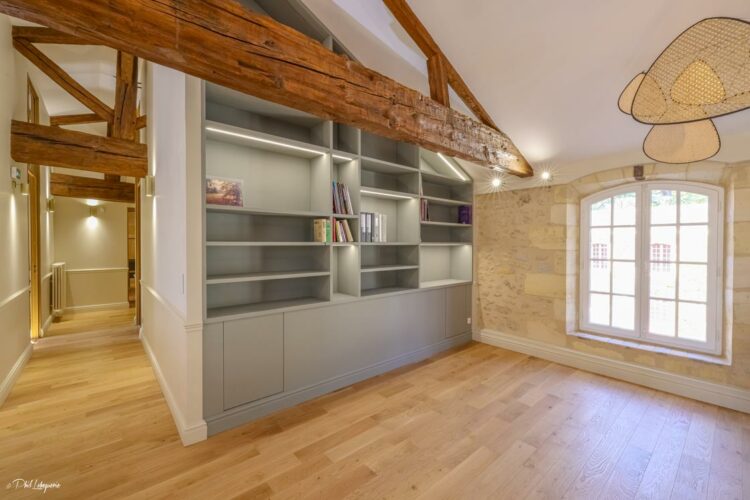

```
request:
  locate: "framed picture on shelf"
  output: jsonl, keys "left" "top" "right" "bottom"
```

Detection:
{"left": 205, "top": 176, "right": 244, "bottom": 207}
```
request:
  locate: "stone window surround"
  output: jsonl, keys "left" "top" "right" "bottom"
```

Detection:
{"left": 563, "top": 163, "right": 736, "bottom": 366}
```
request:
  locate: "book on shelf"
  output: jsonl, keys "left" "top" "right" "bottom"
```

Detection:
{"left": 332, "top": 218, "right": 355, "bottom": 243}
{"left": 458, "top": 205, "right": 472, "bottom": 224}
{"left": 420, "top": 198, "right": 430, "bottom": 221}
{"left": 332, "top": 181, "right": 354, "bottom": 215}
{"left": 359, "top": 212, "right": 387, "bottom": 242}
{"left": 314, "top": 218, "right": 332, "bottom": 243}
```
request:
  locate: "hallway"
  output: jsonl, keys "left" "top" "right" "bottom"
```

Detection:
{"left": 44, "top": 307, "right": 136, "bottom": 338}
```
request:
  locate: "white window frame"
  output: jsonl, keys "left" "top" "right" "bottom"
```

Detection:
{"left": 579, "top": 181, "right": 724, "bottom": 355}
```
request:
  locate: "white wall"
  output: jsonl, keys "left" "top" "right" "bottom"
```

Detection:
{"left": 140, "top": 63, "right": 205, "bottom": 445}
{"left": 52, "top": 197, "right": 129, "bottom": 311}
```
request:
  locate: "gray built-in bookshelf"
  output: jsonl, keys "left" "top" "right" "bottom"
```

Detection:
{"left": 202, "top": 0, "right": 474, "bottom": 435}
{"left": 204, "top": 85, "right": 473, "bottom": 319}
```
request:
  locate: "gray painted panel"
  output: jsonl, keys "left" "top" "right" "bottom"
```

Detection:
{"left": 446, "top": 285, "right": 470, "bottom": 338}
{"left": 203, "top": 322, "right": 224, "bottom": 418}
{"left": 223, "top": 314, "right": 284, "bottom": 409}
{"left": 284, "top": 288, "right": 445, "bottom": 391}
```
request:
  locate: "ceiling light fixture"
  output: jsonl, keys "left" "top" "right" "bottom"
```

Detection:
{"left": 619, "top": 17, "right": 750, "bottom": 164}
{"left": 540, "top": 171, "right": 552, "bottom": 181}
{"left": 491, "top": 177, "right": 502, "bottom": 188}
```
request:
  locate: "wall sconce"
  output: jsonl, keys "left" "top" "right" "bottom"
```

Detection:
{"left": 18, "top": 182, "right": 29, "bottom": 196}
{"left": 47, "top": 197, "right": 56, "bottom": 212}
{"left": 89, "top": 205, "right": 105, "bottom": 217}
{"left": 143, "top": 175, "right": 155, "bottom": 197}
{"left": 10, "top": 164, "right": 28, "bottom": 195}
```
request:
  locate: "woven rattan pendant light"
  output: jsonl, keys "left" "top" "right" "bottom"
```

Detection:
{"left": 619, "top": 17, "right": 750, "bottom": 163}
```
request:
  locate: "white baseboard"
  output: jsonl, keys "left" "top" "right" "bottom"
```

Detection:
{"left": 0, "top": 343, "right": 32, "bottom": 407}
{"left": 140, "top": 333, "right": 207, "bottom": 446}
{"left": 479, "top": 329, "right": 750, "bottom": 414}
{"left": 64, "top": 302, "right": 130, "bottom": 314}
{"left": 40, "top": 314, "right": 53, "bottom": 338}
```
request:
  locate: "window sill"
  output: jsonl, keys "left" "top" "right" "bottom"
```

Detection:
{"left": 569, "top": 331, "right": 731, "bottom": 366}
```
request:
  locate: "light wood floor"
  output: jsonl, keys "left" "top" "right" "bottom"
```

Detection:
{"left": 44, "top": 307, "right": 136, "bottom": 338}
{"left": 1, "top": 332, "right": 748, "bottom": 499}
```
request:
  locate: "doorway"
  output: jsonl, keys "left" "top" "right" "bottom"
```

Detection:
{"left": 26, "top": 77, "right": 41, "bottom": 341}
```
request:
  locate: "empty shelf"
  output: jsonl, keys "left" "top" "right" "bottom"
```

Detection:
{"left": 361, "top": 156, "right": 418, "bottom": 174}
{"left": 206, "top": 205, "right": 332, "bottom": 218}
{"left": 360, "top": 286, "right": 413, "bottom": 297}
{"left": 421, "top": 170, "right": 471, "bottom": 186}
{"left": 205, "top": 121, "right": 328, "bottom": 158}
{"left": 421, "top": 195, "right": 472, "bottom": 206}
{"left": 207, "top": 297, "right": 329, "bottom": 320}
{"left": 360, "top": 242, "right": 418, "bottom": 246}
{"left": 361, "top": 265, "right": 419, "bottom": 273}
{"left": 206, "top": 241, "right": 327, "bottom": 247}
{"left": 360, "top": 187, "right": 417, "bottom": 199}
{"left": 420, "top": 221, "right": 472, "bottom": 228}
{"left": 206, "top": 270, "right": 330, "bottom": 285}
{"left": 420, "top": 279, "right": 472, "bottom": 288}
{"left": 419, "top": 242, "right": 472, "bottom": 247}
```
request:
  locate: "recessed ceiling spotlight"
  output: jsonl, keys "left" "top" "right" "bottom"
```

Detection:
{"left": 540, "top": 171, "right": 552, "bottom": 181}
{"left": 491, "top": 177, "right": 502, "bottom": 188}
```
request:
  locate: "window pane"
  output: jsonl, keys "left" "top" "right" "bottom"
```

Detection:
{"left": 612, "top": 261, "right": 635, "bottom": 295}
{"left": 680, "top": 225, "right": 708, "bottom": 263}
{"left": 680, "top": 192, "right": 709, "bottom": 223}
{"left": 612, "top": 295, "right": 635, "bottom": 330}
{"left": 590, "top": 260, "right": 610, "bottom": 293}
{"left": 613, "top": 192, "right": 637, "bottom": 226}
{"left": 650, "top": 226, "right": 676, "bottom": 262}
{"left": 591, "top": 198, "right": 612, "bottom": 227}
{"left": 651, "top": 190, "right": 677, "bottom": 224}
{"left": 678, "top": 302, "right": 707, "bottom": 342}
{"left": 590, "top": 228, "right": 610, "bottom": 260}
{"left": 650, "top": 262, "right": 676, "bottom": 299}
{"left": 589, "top": 293, "right": 610, "bottom": 326}
{"left": 650, "top": 299, "right": 675, "bottom": 336}
{"left": 679, "top": 264, "right": 708, "bottom": 302}
{"left": 613, "top": 227, "right": 636, "bottom": 260}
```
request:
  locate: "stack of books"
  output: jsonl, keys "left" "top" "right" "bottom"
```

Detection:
{"left": 314, "top": 218, "right": 355, "bottom": 243}
{"left": 359, "top": 213, "right": 387, "bottom": 242}
{"left": 332, "top": 181, "right": 354, "bottom": 215}
{"left": 333, "top": 219, "right": 355, "bottom": 243}
{"left": 420, "top": 199, "right": 430, "bottom": 221}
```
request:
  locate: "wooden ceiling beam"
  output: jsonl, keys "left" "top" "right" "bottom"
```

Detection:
{"left": 50, "top": 113, "right": 104, "bottom": 127}
{"left": 11, "top": 120, "right": 147, "bottom": 178}
{"left": 112, "top": 51, "right": 139, "bottom": 142}
{"left": 13, "top": 37, "right": 113, "bottom": 122}
{"left": 50, "top": 173, "right": 134, "bottom": 203}
{"left": 135, "top": 115, "right": 147, "bottom": 130}
{"left": 12, "top": 25, "right": 95, "bottom": 45}
{"left": 0, "top": 0, "right": 531, "bottom": 176}
{"left": 382, "top": 0, "right": 501, "bottom": 132}
{"left": 427, "top": 55, "right": 449, "bottom": 106}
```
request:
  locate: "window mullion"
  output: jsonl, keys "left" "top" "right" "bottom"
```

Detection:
{"left": 639, "top": 186, "right": 649, "bottom": 340}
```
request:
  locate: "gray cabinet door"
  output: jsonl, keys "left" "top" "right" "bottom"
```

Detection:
{"left": 446, "top": 285, "right": 470, "bottom": 338}
{"left": 223, "top": 314, "right": 284, "bottom": 410}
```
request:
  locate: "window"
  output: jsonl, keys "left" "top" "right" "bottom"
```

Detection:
{"left": 580, "top": 182, "right": 723, "bottom": 354}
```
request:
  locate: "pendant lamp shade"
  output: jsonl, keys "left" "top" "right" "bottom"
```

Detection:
{"left": 618, "top": 73, "right": 645, "bottom": 114}
{"left": 643, "top": 119, "right": 720, "bottom": 164}
{"left": 631, "top": 17, "right": 750, "bottom": 125}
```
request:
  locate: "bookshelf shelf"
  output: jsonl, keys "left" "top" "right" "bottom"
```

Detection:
{"left": 205, "top": 121, "right": 328, "bottom": 159}
{"left": 206, "top": 241, "right": 327, "bottom": 247}
{"left": 360, "top": 286, "right": 413, "bottom": 297}
{"left": 207, "top": 297, "right": 330, "bottom": 320}
{"left": 420, "top": 170, "right": 471, "bottom": 186}
{"left": 361, "top": 156, "right": 418, "bottom": 175}
{"left": 419, "top": 278, "right": 472, "bottom": 288}
{"left": 420, "top": 195, "right": 472, "bottom": 207}
{"left": 360, "top": 187, "right": 417, "bottom": 200}
{"left": 206, "top": 270, "right": 330, "bottom": 285}
{"left": 421, "top": 221, "right": 472, "bottom": 228}
{"left": 419, "top": 242, "right": 470, "bottom": 247}
{"left": 361, "top": 265, "right": 419, "bottom": 273}
{"left": 206, "top": 205, "right": 332, "bottom": 218}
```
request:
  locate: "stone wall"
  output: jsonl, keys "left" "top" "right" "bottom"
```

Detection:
{"left": 475, "top": 161, "right": 750, "bottom": 389}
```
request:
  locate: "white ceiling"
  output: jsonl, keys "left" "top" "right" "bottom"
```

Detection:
{"left": 300, "top": 0, "right": 750, "bottom": 187}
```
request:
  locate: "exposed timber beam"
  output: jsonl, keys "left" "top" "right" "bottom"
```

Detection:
{"left": 50, "top": 113, "right": 104, "bottom": 127}
{"left": 426, "top": 55, "right": 449, "bottom": 106}
{"left": 112, "top": 51, "right": 139, "bottom": 141}
{"left": 0, "top": 0, "right": 531, "bottom": 176}
{"left": 11, "top": 120, "right": 147, "bottom": 178}
{"left": 12, "top": 25, "right": 94, "bottom": 45}
{"left": 382, "top": 0, "right": 502, "bottom": 132}
{"left": 50, "top": 173, "right": 134, "bottom": 203}
{"left": 135, "top": 115, "right": 147, "bottom": 130}
{"left": 12, "top": 37, "right": 113, "bottom": 122}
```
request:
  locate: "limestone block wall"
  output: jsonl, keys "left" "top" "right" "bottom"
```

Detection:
{"left": 476, "top": 161, "right": 750, "bottom": 389}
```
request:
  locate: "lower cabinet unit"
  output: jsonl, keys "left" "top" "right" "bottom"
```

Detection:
{"left": 203, "top": 284, "right": 473, "bottom": 435}
{"left": 445, "top": 284, "right": 471, "bottom": 338}
{"left": 223, "top": 314, "right": 284, "bottom": 410}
